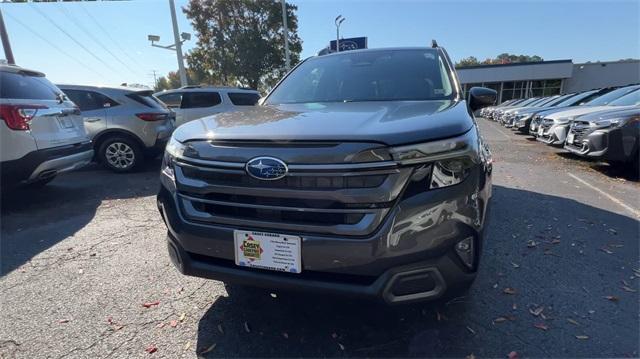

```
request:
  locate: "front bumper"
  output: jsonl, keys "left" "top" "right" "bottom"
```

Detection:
{"left": 1, "top": 141, "right": 93, "bottom": 185}
{"left": 537, "top": 123, "right": 570, "bottom": 146}
{"left": 564, "top": 125, "right": 638, "bottom": 162}
{"left": 157, "top": 166, "right": 490, "bottom": 304}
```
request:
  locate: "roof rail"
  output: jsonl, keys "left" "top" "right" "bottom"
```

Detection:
{"left": 431, "top": 39, "right": 438, "bottom": 48}
{"left": 179, "top": 85, "right": 258, "bottom": 91}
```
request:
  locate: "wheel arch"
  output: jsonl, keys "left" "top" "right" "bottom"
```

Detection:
{"left": 92, "top": 129, "right": 145, "bottom": 152}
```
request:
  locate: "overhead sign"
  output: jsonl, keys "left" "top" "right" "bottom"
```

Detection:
{"left": 329, "top": 37, "right": 368, "bottom": 52}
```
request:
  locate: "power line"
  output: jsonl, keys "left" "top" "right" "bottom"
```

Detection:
{"left": 55, "top": 3, "right": 139, "bottom": 76}
{"left": 78, "top": 1, "right": 145, "bottom": 69}
{"left": 3, "top": 11, "right": 108, "bottom": 81}
{"left": 29, "top": 2, "right": 121, "bottom": 75}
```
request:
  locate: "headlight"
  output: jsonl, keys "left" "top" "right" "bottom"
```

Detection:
{"left": 161, "top": 136, "right": 187, "bottom": 184}
{"left": 595, "top": 117, "right": 631, "bottom": 129}
{"left": 166, "top": 136, "right": 187, "bottom": 158}
{"left": 390, "top": 130, "right": 479, "bottom": 189}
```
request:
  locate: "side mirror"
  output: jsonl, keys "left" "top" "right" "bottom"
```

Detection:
{"left": 468, "top": 87, "right": 497, "bottom": 112}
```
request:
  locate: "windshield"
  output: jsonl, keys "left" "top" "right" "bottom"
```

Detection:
{"left": 266, "top": 49, "right": 455, "bottom": 104}
{"left": 546, "top": 93, "right": 575, "bottom": 107}
{"left": 554, "top": 90, "right": 597, "bottom": 107}
{"left": 586, "top": 86, "right": 640, "bottom": 106}
{"left": 538, "top": 96, "right": 560, "bottom": 107}
{"left": 608, "top": 89, "right": 640, "bottom": 106}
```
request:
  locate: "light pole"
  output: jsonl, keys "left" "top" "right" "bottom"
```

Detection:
{"left": 147, "top": 0, "right": 190, "bottom": 87}
{"left": 335, "top": 15, "right": 345, "bottom": 53}
{"left": 281, "top": 0, "right": 290, "bottom": 71}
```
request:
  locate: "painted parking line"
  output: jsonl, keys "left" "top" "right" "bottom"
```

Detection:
{"left": 567, "top": 173, "right": 640, "bottom": 218}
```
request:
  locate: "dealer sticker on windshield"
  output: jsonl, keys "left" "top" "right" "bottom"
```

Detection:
{"left": 234, "top": 230, "right": 301, "bottom": 273}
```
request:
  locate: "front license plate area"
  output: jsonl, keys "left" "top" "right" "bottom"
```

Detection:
{"left": 234, "top": 230, "right": 302, "bottom": 274}
{"left": 567, "top": 132, "right": 575, "bottom": 144}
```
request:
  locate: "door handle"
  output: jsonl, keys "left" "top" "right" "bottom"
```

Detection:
{"left": 85, "top": 118, "right": 101, "bottom": 123}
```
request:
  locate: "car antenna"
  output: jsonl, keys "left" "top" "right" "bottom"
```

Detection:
{"left": 431, "top": 39, "right": 438, "bottom": 48}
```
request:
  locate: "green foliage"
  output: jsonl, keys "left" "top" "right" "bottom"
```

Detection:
{"left": 456, "top": 53, "right": 544, "bottom": 68}
{"left": 182, "top": 0, "right": 302, "bottom": 92}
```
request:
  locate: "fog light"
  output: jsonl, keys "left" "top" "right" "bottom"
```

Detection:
{"left": 455, "top": 237, "right": 475, "bottom": 269}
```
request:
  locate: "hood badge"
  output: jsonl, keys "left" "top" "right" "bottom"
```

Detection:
{"left": 246, "top": 157, "right": 288, "bottom": 181}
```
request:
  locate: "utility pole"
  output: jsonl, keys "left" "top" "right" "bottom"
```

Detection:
{"left": 335, "top": 15, "right": 345, "bottom": 53}
{"left": 0, "top": 8, "right": 15, "bottom": 65}
{"left": 150, "top": 70, "right": 159, "bottom": 89}
{"left": 148, "top": 0, "right": 191, "bottom": 88}
{"left": 281, "top": 0, "right": 290, "bottom": 71}
{"left": 169, "top": 0, "right": 187, "bottom": 87}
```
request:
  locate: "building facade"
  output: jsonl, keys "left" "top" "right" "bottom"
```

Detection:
{"left": 457, "top": 59, "right": 640, "bottom": 103}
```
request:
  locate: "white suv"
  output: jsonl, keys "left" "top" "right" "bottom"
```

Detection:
{"left": 154, "top": 86, "right": 260, "bottom": 127}
{"left": 0, "top": 65, "right": 92, "bottom": 188}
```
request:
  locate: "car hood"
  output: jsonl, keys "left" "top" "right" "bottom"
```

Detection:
{"left": 575, "top": 106, "right": 640, "bottom": 123}
{"left": 543, "top": 105, "right": 615, "bottom": 120}
{"left": 173, "top": 100, "right": 473, "bottom": 146}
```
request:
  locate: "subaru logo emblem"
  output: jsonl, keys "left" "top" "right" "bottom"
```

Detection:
{"left": 245, "top": 157, "right": 288, "bottom": 181}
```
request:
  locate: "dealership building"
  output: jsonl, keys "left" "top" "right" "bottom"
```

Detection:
{"left": 457, "top": 59, "right": 640, "bottom": 103}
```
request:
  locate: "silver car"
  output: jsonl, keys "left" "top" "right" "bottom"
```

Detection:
{"left": 59, "top": 85, "right": 174, "bottom": 172}
{"left": 154, "top": 86, "right": 260, "bottom": 127}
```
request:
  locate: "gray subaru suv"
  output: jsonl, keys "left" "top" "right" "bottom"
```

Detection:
{"left": 157, "top": 45, "right": 497, "bottom": 304}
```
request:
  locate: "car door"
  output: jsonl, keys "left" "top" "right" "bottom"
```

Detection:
{"left": 63, "top": 89, "right": 110, "bottom": 141}
{"left": 179, "top": 91, "right": 223, "bottom": 125}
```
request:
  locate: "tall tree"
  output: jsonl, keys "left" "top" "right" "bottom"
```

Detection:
{"left": 183, "top": 0, "right": 302, "bottom": 91}
{"left": 456, "top": 53, "right": 544, "bottom": 67}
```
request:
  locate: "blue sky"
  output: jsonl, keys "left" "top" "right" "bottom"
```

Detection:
{"left": 1, "top": 0, "right": 638, "bottom": 87}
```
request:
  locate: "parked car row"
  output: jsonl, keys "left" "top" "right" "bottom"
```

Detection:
{"left": 0, "top": 64, "right": 261, "bottom": 188}
{"left": 481, "top": 84, "right": 640, "bottom": 173}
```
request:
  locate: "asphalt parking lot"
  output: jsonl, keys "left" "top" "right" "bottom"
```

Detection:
{"left": 1, "top": 119, "right": 639, "bottom": 359}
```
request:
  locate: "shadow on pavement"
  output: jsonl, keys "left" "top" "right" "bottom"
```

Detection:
{"left": 555, "top": 152, "right": 639, "bottom": 181}
{"left": 195, "top": 185, "right": 640, "bottom": 358}
{"left": 0, "top": 158, "right": 162, "bottom": 276}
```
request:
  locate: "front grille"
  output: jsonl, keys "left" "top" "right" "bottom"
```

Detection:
{"left": 173, "top": 155, "right": 413, "bottom": 237}
{"left": 541, "top": 118, "right": 554, "bottom": 131}
{"left": 569, "top": 121, "right": 593, "bottom": 143}
{"left": 181, "top": 164, "right": 386, "bottom": 190}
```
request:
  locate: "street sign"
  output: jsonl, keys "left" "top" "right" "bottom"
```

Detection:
{"left": 330, "top": 37, "right": 368, "bottom": 52}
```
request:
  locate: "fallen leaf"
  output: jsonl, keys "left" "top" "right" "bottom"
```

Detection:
{"left": 575, "top": 335, "right": 589, "bottom": 340}
{"left": 142, "top": 301, "right": 160, "bottom": 308}
{"left": 331, "top": 332, "right": 338, "bottom": 339}
{"left": 270, "top": 293, "right": 277, "bottom": 298}
{"left": 604, "top": 295, "right": 619, "bottom": 302}
{"left": 466, "top": 354, "right": 476, "bottom": 359}
{"left": 179, "top": 313, "right": 186, "bottom": 322}
{"left": 58, "top": 319, "right": 70, "bottom": 324}
{"left": 527, "top": 240, "right": 538, "bottom": 248}
{"left": 466, "top": 326, "right": 476, "bottom": 335}
{"left": 534, "top": 322, "right": 549, "bottom": 331}
{"left": 622, "top": 286, "right": 636, "bottom": 293}
{"left": 145, "top": 345, "right": 157, "bottom": 354}
{"left": 156, "top": 323, "right": 165, "bottom": 329}
{"left": 169, "top": 320, "right": 178, "bottom": 328}
{"left": 567, "top": 318, "right": 580, "bottom": 326}
{"left": 508, "top": 351, "right": 519, "bottom": 359}
{"left": 511, "top": 262, "right": 520, "bottom": 269}
{"left": 338, "top": 343, "right": 345, "bottom": 351}
{"left": 282, "top": 332, "right": 289, "bottom": 339}
{"left": 512, "top": 303, "right": 518, "bottom": 310}
{"left": 243, "top": 322, "right": 251, "bottom": 333}
{"left": 529, "top": 306, "right": 544, "bottom": 317}
{"left": 607, "top": 228, "right": 617, "bottom": 235}
{"left": 183, "top": 341, "right": 191, "bottom": 351}
{"left": 114, "top": 325, "right": 124, "bottom": 331}
{"left": 503, "top": 287, "right": 517, "bottom": 295}
{"left": 600, "top": 247, "right": 613, "bottom": 254}
{"left": 217, "top": 324, "right": 224, "bottom": 334}
{"left": 493, "top": 316, "right": 508, "bottom": 324}
{"left": 199, "top": 343, "right": 216, "bottom": 355}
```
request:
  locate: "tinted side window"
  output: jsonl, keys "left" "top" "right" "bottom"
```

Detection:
{"left": 126, "top": 91, "right": 168, "bottom": 109}
{"left": 0, "top": 71, "right": 60, "bottom": 100}
{"left": 228, "top": 92, "right": 260, "bottom": 106}
{"left": 182, "top": 92, "right": 222, "bottom": 108}
{"left": 64, "top": 89, "right": 118, "bottom": 111}
{"left": 157, "top": 92, "right": 183, "bottom": 108}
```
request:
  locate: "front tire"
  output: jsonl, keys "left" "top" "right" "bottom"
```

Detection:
{"left": 98, "top": 136, "right": 142, "bottom": 173}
